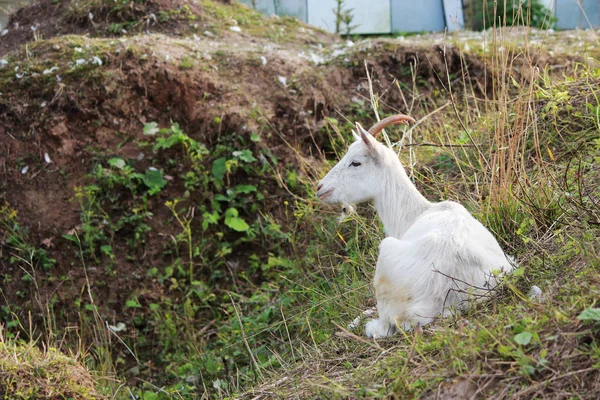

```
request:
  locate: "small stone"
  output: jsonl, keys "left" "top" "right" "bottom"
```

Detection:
{"left": 529, "top": 285, "right": 543, "bottom": 300}
{"left": 108, "top": 322, "right": 127, "bottom": 332}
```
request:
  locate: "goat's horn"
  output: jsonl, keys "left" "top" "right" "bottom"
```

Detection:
{"left": 368, "top": 114, "right": 416, "bottom": 136}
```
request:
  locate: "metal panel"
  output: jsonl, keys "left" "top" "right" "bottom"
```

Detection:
{"left": 538, "top": 0, "right": 556, "bottom": 10}
{"left": 278, "top": 0, "right": 307, "bottom": 21}
{"left": 238, "top": 0, "right": 275, "bottom": 16}
{"left": 391, "top": 0, "right": 445, "bottom": 32}
{"left": 555, "top": 0, "right": 600, "bottom": 29}
{"left": 239, "top": 0, "right": 307, "bottom": 22}
{"left": 443, "top": 0, "right": 465, "bottom": 31}
{"left": 307, "top": 0, "right": 391, "bottom": 34}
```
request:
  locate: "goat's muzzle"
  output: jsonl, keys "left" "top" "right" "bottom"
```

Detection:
{"left": 316, "top": 185, "right": 334, "bottom": 201}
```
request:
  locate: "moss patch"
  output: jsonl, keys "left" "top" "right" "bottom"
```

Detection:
{"left": 0, "top": 339, "right": 101, "bottom": 399}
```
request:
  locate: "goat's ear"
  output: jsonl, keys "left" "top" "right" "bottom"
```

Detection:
{"left": 356, "top": 122, "right": 378, "bottom": 157}
{"left": 351, "top": 129, "right": 361, "bottom": 142}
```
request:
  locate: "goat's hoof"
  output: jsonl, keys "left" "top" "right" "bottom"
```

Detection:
{"left": 365, "top": 319, "right": 394, "bottom": 338}
{"left": 400, "top": 322, "right": 413, "bottom": 332}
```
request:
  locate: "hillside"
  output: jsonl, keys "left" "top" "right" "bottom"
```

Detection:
{"left": 0, "top": 0, "right": 599, "bottom": 398}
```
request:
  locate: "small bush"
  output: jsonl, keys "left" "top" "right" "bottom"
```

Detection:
{"left": 469, "top": 0, "right": 555, "bottom": 30}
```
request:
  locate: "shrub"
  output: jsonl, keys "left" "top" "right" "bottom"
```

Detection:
{"left": 469, "top": 0, "right": 555, "bottom": 30}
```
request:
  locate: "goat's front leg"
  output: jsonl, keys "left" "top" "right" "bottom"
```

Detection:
{"left": 365, "top": 237, "right": 415, "bottom": 338}
{"left": 365, "top": 317, "right": 396, "bottom": 338}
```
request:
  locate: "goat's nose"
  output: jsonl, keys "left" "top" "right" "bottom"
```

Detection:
{"left": 317, "top": 183, "right": 323, "bottom": 192}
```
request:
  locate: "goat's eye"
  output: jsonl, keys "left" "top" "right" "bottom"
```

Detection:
{"left": 350, "top": 161, "right": 362, "bottom": 167}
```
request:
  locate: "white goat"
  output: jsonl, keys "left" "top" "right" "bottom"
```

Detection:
{"left": 316, "top": 115, "right": 514, "bottom": 338}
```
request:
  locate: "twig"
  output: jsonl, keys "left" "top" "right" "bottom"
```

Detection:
{"left": 432, "top": 267, "right": 496, "bottom": 292}
{"left": 403, "top": 142, "right": 477, "bottom": 148}
{"left": 333, "top": 322, "right": 382, "bottom": 349}
{"left": 430, "top": 57, "right": 489, "bottom": 169}
{"left": 106, "top": 321, "right": 140, "bottom": 365}
{"left": 400, "top": 101, "right": 451, "bottom": 147}
{"left": 514, "top": 367, "right": 596, "bottom": 396}
{"left": 364, "top": 60, "right": 393, "bottom": 148}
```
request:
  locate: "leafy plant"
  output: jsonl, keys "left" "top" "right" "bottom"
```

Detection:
{"left": 0, "top": 204, "right": 56, "bottom": 271}
{"left": 470, "top": 0, "right": 555, "bottom": 30}
{"left": 332, "top": 0, "right": 358, "bottom": 37}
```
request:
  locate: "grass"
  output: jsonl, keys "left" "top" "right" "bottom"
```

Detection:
{"left": 232, "top": 24, "right": 600, "bottom": 398}
{"left": 0, "top": 334, "right": 101, "bottom": 399}
{"left": 1, "top": 2, "right": 600, "bottom": 398}
{"left": 236, "top": 58, "right": 599, "bottom": 397}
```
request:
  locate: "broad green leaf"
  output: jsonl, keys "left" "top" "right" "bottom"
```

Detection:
{"left": 100, "top": 245, "right": 113, "bottom": 256}
{"left": 143, "top": 168, "right": 167, "bottom": 191}
{"left": 522, "top": 364, "right": 536, "bottom": 375}
{"left": 514, "top": 331, "right": 532, "bottom": 346}
{"left": 212, "top": 157, "right": 227, "bottom": 180}
{"left": 232, "top": 150, "right": 257, "bottom": 163}
{"left": 214, "top": 194, "right": 231, "bottom": 202}
{"left": 62, "top": 234, "right": 79, "bottom": 244}
{"left": 170, "top": 122, "right": 184, "bottom": 135}
{"left": 154, "top": 133, "right": 184, "bottom": 150}
{"left": 143, "top": 122, "right": 159, "bottom": 136}
{"left": 108, "top": 157, "right": 126, "bottom": 169}
{"left": 577, "top": 308, "right": 600, "bottom": 321}
{"left": 142, "top": 391, "right": 159, "bottom": 400}
{"left": 234, "top": 184, "right": 257, "bottom": 194}
{"left": 202, "top": 211, "right": 219, "bottom": 230}
{"left": 7, "top": 320, "right": 19, "bottom": 328}
{"left": 224, "top": 208, "right": 249, "bottom": 232}
{"left": 126, "top": 299, "right": 141, "bottom": 308}
{"left": 225, "top": 207, "right": 239, "bottom": 218}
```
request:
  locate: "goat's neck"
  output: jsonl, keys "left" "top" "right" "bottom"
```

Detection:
{"left": 374, "top": 162, "right": 431, "bottom": 238}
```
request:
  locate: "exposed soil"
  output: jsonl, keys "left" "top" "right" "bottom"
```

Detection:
{"left": 0, "top": 0, "right": 335, "bottom": 55}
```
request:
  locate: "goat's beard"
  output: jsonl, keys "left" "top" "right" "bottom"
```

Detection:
{"left": 337, "top": 203, "right": 356, "bottom": 223}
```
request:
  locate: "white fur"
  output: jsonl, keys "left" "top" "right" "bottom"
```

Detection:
{"left": 317, "top": 123, "right": 514, "bottom": 338}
